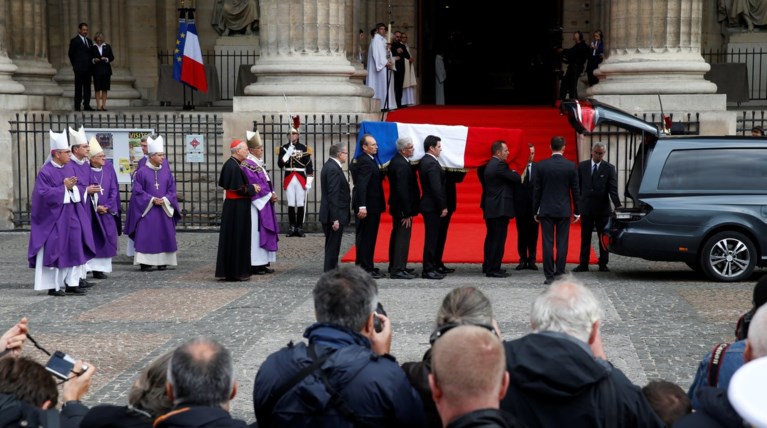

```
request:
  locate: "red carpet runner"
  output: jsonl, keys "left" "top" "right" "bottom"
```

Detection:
{"left": 341, "top": 106, "right": 597, "bottom": 265}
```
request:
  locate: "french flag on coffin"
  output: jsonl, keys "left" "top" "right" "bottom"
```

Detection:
{"left": 180, "top": 10, "right": 208, "bottom": 93}
{"left": 355, "top": 121, "right": 526, "bottom": 170}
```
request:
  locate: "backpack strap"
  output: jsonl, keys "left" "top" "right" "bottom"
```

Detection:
{"left": 706, "top": 342, "right": 731, "bottom": 387}
{"left": 263, "top": 344, "right": 335, "bottom": 424}
{"left": 308, "top": 345, "right": 376, "bottom": 428}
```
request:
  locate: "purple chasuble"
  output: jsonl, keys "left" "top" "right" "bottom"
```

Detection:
{"left": 124, "top": 163, "right": 180, "bottom": 254}
{"left": 70, "top": 157, "right": 97, "bottom": 247}
{"left": 241, "top": 158, "right": 279, "bottom": 251}
{"left": 89, "top": 161, "right": 120, "bottom": 258}
{"left": 28, "top": 161, "right": 96, "bottom": 268}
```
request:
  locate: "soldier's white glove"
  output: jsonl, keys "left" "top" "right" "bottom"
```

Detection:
{"left": 305, "top": 176, "right": 314, "bottom": 190}
{"left": 282, "top": 145, "right": 295, "bottom": 163}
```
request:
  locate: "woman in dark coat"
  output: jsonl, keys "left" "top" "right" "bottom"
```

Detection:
{"left": 80, "top": 352, "right": 172, "bottom": 428}
{"left": 90, "top": 32, "right": 115, "bottom": 111}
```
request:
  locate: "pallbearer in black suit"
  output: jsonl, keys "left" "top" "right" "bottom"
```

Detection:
{"left": 436, "top": 170, "right": 465, "bottom": 274}
{"left": 351, "top": 134, "right": 386, "bottom": 278}
{"left": 481, "top": 141, "right": 521, "bottom": 278}
{"left": 573, "top": 142, "right": 621, "bottom": 272}
{"left": 514, "top": 144, "right": 539, "bottom": 271}
{"left": 418, "top": 135, "right": 447, "bottom": 280}
{"left": 533, "top": 136, "right": 580, "bottom": 285}
{"left": 387, "top": 137, "right": 419, "bottom": 279}
{"left": 319, "top": 143, "right": 351, "bottom": 272}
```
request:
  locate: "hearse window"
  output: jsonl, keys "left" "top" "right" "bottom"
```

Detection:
{"left": 658, "top": 148, "right": 767, "bottom": 190}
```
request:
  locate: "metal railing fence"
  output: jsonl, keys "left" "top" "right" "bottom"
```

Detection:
{"left": 157, "top": 49, "right": 258, "bottom": 100}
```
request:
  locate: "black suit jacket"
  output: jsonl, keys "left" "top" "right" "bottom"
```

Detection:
{"left": 577, "top": 160, "right": 621, "bottom": 216}
{"left": 319, "top": 159, "right": 351, "bottom": 225}
{"left": 445, "top": 170, "right": 466, "bottom": 212}
{"left": 387, "top": 154, "right": 419, "bottom": 217}
{"left": 418, "top": 154, "right": 446, "bottom": 213}
{"left": 90, "top": 44, "right": 115, "bottom": 76}
{"left": 391, "top": 41, "right": 410, "bottom": 73}
{"left": 482, "top": 156, "right": 521, "bottom": 219}
{"left": 533, "top": 154, "right": 580, "bottom": 218}
{"left": 351, "top": 154, "right": 385, "bottom": 213}
{"left": 513, "top": 162, "right": 535, "bottom": 218}
{"left": 69, "top": 35, "right": 93, "bottom": 72}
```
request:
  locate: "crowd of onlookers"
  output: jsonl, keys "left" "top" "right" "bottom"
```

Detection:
{"left": 2, "top": 269, "right": 767, "bottom": 427}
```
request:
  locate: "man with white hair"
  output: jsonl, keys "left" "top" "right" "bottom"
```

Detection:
{"left": 387, "top": 137, "right": 418, "bottom": 279}
{"left": 500, "top": 277, "right": 663, "bottom": 427}
{"left": 242, "top": 131, "right": 278, "bottom": 275}
{"left": 124, "top": 135, "right": 180, "bottom": 272}
{"left": 68, "top": 126, "right": 98, "bottom": 288}
{"left": 430, "top": 325, "right": 523, "bottom": 428}
{"left": 27, "top": 130, "right": 95, "bottom": 296}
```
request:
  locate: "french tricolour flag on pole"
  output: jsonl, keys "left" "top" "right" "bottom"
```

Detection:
{"left": 180, "top": 10, "right": 208, "bottom": 93}
{"left": 356, "top": 121, "right": 526, "bottom": 170}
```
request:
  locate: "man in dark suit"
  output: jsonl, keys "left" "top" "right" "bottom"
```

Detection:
{"left": 68, "top": 22, "right": 94, "bottom": 111}
{"left": 390, "top": 31, "right": 410, "bottom": 108}
{"left": 387, "top": 137, "right": 419, "bottom": 279}
{"left": 481, "top": 141, "right": 521, "bottom": 278}
{"left": 418, "top": 135, "right": 447, "bottom": 280}
{"left": 319, "top": 143, "right": 351, "bottom": 272}
{"left": 436, "top": 170, "right": 465, "bottom": 274}
{"left": 351, "top": 134, "right": 386, "bottom": 278}
{"left": 573, "top": 142, "right": 621, "bottom": 272}
{"left": 514, "top": 144, "right": 539, "bottom": 271}
{"left": 533, "top": 136, "right": 580, "bottom": 285}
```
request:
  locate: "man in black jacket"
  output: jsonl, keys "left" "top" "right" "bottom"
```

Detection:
{"left": 573, "top": 142, "right": 621, "bottom": 273}
{"left": 319, "top": 143, "right": 350, "bottom": 272}
{"left": 481, "top": 141, "right": 521, "bottom": 278}
{"left": 559, "top": 31, "right": 589, "bottom": 100}
{"left": 419, "top": 135, "right": 447, "bottom": 280}
{"left": 387, "top": 137, "right": 419, "bottom": 279}
{"left": 352, "top": 134, "right": 386, "bottom": 278}
{"left": 501, "top": 278, "right": 664, "bottom": 428}
{"left": 157, "top": 337, "right": 249, "bottom": 428}
{"left": 430, "top": 325, "right": 523, "bottom": 428}
{"left": 390, "top": 31, "right": 410, "bottom": 108}
{"left": 68, "top": 22, "right": 94, "bottom": 111}
{"left": 253, "top": 266, "right": 426, "bottom": 428}
{"left": 514, "top": 144, "right": 538, "bottom": 271}
{"left": 533, "top": 136, "right": 580, "bottom": 285}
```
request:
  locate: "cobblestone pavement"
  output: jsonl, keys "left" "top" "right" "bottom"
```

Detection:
{"left": 0, "top": 230, "right": 758, "bottom": 422}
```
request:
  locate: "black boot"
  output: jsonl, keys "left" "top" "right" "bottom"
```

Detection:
{"left": 287, "top": 207, "right": 297, "bottom": 237}
{"left": 296, "top": 207, "right": 306, "bottom": 237}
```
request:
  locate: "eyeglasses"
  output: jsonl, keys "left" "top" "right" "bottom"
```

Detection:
{"left": 429, "top": 322, "right": 498, "bottom": 345}
{"left": 592, "top": 151, "right": 606, "bottom": 156}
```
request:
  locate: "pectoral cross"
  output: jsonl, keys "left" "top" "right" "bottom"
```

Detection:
{"left": 155, "top": 182, "right": 160, "bottom": 190}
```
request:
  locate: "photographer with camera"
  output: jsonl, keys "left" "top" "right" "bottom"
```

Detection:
{"left": 253, "top": 265, "right": 424, "bottom": 427}
{"left": 0, "top": 353, "right": 95, "bottom": 427}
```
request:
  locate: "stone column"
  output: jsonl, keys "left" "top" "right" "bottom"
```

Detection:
{"left": 53, "top": 0, "right": 141, "bottom": 108}
{"left": 589, "top": 0, "right": 732, "bottom": 134}
{"left": 0, "top": 0, "right": 25, "bottom": 94}
{"left": 5, "top": 0, "right": 62, "bottom": 97}
{"left": 237, "top": 0, "right": 375, "bottom": 114}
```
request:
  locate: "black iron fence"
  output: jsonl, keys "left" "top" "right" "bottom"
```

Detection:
{"left": 737, "top": 110, "right": 767, "bottom": 135}
{"left": 253, "top": 115, "right": 361, "bottom": 232}
{"left": 157, "top": 50, "right": 258, "bottom": 100}
{"left": 701, "top": 48, "right": 767, "bottom": 100}
{"left": 582, "top": 113, "right": 700, "bottom": 208}
{"left": 9, "top": 113, "right": 224, "bottom": 230}
{"left": 8, "top": 113, "right": 361, "bottom": 232}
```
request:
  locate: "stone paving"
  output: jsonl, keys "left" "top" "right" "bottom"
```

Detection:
{"left": 0, "top": 230, "right": 758, "bottom": 422}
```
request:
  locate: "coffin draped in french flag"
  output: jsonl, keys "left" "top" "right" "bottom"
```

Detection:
{"left": 355, "top": 121, "right": 528, "bottom": 171}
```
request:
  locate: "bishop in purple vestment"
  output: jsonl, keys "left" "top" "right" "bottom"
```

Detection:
{"left": 124, "top": 136, "right": 180, "bottom": 270}
{"left": 243, "top": 133, "right": 279, "bottom": 273}
{"left": 86, "top": 137, "right": 120, "bottom": 277}
{"left": 28, "top": 130, "right": 96, "bottom": 296}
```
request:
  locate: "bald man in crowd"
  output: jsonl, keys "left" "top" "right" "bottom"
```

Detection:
{"left": 429, "top": 325, "right": 523, "bottom": 428}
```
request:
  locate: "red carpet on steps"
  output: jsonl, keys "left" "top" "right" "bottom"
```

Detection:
{"left": 341, "top": 106, "right": 597, "bottom": 266}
